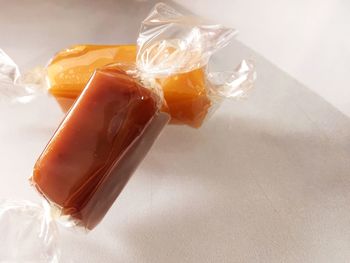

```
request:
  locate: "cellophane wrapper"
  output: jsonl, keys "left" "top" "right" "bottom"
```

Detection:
{"left": 137, "top": 3, "right": 256, "bottom": 99}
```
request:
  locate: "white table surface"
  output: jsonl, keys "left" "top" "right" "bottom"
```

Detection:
{"left": 1, "top": 1, "right": 350, "bottom": 262}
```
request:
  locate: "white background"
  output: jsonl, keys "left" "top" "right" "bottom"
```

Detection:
{"left": 174, "top": 0, "right": 350, "bottom": 117}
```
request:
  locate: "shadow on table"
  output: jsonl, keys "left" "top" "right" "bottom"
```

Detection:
{"left": 104, "top": 105, "right": 349, "bottom": 262}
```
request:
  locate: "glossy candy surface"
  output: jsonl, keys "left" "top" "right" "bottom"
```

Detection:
{"left": 33, "top": 66, "right": 169, "bottom": 229}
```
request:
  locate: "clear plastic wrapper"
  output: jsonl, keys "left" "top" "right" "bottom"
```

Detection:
{"left": 0, "top": 2, "right": 256, "bottom": 261}
{"left": 136, "top": 3, "right": 237, "bottom": 76}
{"left": 0, "top": 49, "right": 39, "bottom": 103}
{"left": 0, "top": 200, "right": 59, "bottom": 262}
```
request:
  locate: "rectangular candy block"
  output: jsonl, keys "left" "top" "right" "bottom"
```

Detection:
{"left": 32, "top": 66, "right": 169, "bottom": 229}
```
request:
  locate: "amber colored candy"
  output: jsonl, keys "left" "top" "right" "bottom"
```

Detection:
{"left": 32, "top": 66, "right": 169, "bottom": 229}
{"left": 157, "top": 68, "right": 211, "bottom": 128}
{"left": 47, "top": 44, "right": 211, "bottom": 128}
{"left": 47, "top": 45, "right": 136, "bottom": 99}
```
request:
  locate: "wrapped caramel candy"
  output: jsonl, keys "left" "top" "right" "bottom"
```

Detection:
{"left": 46, "top": 4, "right": 255, "bottom": 128}
{"left": 47, "top": 45, "right": 212, "bottom": 127}
{"left": 32, "top": 65, "right": 169, "bottom": 229}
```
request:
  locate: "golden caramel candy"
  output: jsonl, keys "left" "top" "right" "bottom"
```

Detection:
{"left": 47, "top": 44, "right": 211, "bottom": 128}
